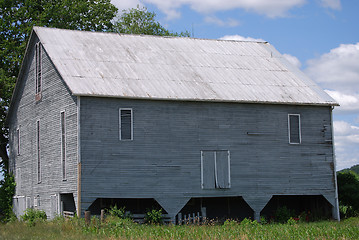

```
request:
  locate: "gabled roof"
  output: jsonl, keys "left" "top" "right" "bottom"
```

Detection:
{"left": 33, "top": 27, "right": 337, "bottom": 105}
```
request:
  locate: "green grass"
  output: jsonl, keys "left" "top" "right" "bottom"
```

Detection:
{"left": 1, "top": 217, "right": 359, "bottom": 240}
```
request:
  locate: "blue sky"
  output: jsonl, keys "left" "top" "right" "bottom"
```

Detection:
{"left": 112, "top": 0, "right": 359, "bottom": 170}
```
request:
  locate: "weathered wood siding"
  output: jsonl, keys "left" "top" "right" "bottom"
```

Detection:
{"left": 8, "top": 36, "right": 78, "bottom": 218}
{"left": 79, "top": 97, "right": 336, "bottom": 216}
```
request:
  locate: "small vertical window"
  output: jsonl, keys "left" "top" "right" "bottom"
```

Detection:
{"left": 35, "top": 42, "right": 42, "bottom": 100}
{"left": 34, "top": 195, "right": 40, "bottom": 207}
{"left": 61, "top": 111, "right": 66, "bottom": 180}
{"left": 37, "top": 120, "right": 41, "bottom": 183}
{"left": 16, "top": 127, "right": 20, "bottom": 156}
{"left": 119, "top": 108, "right": 133, "bottom": 140}
{"left": 16, "top": 168, "right": 21, "bottom": 192}
{"left": 288, "top": 114, "right": 301, "bottom": 144}
{"left": 26, "top": 196, "right": 31, "bottom": 209}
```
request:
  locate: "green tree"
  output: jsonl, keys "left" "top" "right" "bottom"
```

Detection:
{"left": 0, "top": 173, "right": 15, "bottom": 222}
{"left": 112, "top": 6, "right": 190, "bottom": 37}
{"left": 0, "top": 0, "right": 117, "bottom": 174}
{"left": 337, "top": 171, "right": 359, "bottom": 215}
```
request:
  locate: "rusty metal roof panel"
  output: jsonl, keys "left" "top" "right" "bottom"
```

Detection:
{"left": 33, "top": 27, "right": 338, "bottom": 106}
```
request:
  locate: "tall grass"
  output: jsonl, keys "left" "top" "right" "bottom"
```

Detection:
{"left": 1, "top": 217, "right": 359, "bottom": 240}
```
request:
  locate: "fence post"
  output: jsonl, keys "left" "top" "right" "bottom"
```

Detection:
{"left": 100, "top": 209, "right": 105, "bottom": 222}
{"left": 85, "top": 211, "right": 91, "bottom": 225}
{"left": 178, "top": 213, "right": 182, "bottom": 225}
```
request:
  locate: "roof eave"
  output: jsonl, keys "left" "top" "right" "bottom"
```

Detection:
{"left": 73, "top": 93, "right": 339, "bottom": 107}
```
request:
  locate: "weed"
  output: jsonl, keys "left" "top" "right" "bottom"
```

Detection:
{"left": 20, "top": 208, "right": 47, "bottom": 226}
{"left": 145, "top": 208, "right": 163, "bottom": 224}
{"left": 107, "top": 205, "right": 127, "bottom": 219}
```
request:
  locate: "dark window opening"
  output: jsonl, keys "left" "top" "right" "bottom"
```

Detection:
{"left": 35, "top": 42, "right": 42, "bottom": 100}
{"left": 288, "top": 114, "right": 301, "bottom": 144}
{"left": 16, "top": 127, "right": 20, "bottom": 156}
{"left": 61, "top": 112, "right": 66, "bottom": 180}
{"left": 37, "top": 120, "right": 41, "bottom": 183}
{"left": 120, "top": 109, "right": 133, "bottom": 140}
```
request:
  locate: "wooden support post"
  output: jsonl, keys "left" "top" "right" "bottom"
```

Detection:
{"left": 254, "top": 211, "right": 260, "bottom": 222}
{"left": 201, "top": 207, "right": 206, "bottom": 222}
{"left": 100, "top": 209, "right": 105, "bottom": 222}
{"left": 85, "top": 211, "right": 91, "bottom": 225}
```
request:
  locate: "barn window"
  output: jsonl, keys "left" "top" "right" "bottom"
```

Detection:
{"left": 35, "top": 42, "right": 42, "bottom": 100}
{"left": 26, "top": 196, "right": 31, "bottom": 209}
{"left": 201, "top": 150, "right": 230, "bottom": 189}
{"left": 16, "top": 127, "right": 20, "bottom": 156}
{"left": 61, "top": 111, "right": 66, "bottom": 180}
{"left": 37, "top": 120, "right": 41, "bottom": 183}
{"left": 16, "top": 168, "right": 21, "bottom": 192}
{"left": 288, "top": 114, "right": 301, "bottom": 144}
{"left": 119, "top": 108, "right": 133, "bottom": 140}
{"left": 34, "top": 195, "right": 40, "bottom": 207}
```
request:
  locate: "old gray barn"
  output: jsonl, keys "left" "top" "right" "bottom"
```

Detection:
{"left": 6, "top": 26, "right": 340, "bottom": 222}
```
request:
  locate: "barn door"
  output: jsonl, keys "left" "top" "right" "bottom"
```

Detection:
{"left": 201, "top": 150, "right": 230, "bottom": 189}
{"left": 216, "top": 151, "right": 230, "bottom": 189}
{"left": 201, "top": 151, "right": 216, "bottom": 189}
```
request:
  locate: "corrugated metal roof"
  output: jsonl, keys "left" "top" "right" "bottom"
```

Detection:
{"left": 34, "top": 27, "right": 338, "bottom": 106}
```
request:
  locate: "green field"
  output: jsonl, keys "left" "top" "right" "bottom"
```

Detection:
{"left": 1, "top": 217, "right": 359, "bottom": 240}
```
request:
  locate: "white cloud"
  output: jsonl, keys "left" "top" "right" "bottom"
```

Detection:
{"left": 141, "top": 0, "right": 306, "bottom": 19}
{"left": 320, "top": 0, "right": 341, "bottom": 10}
{"left": 305, "top": 43, "right": 359, "bottom": 94}
{"left": 305, "top": 43, "right": 359, "bottom": 113}
{"left": 325, "top": 90, "right": 359, "bottom": 112}
{"left": 333, "top": 121, "right": 359, "bottom": 170}
{"left": 219, "top": 35, "right": 265, "bottom": 42}
{"left": 334, "top": 121, "right": 359, "bottom": 136}
{"left": 282, "top": 53, "right": 302, "bottom": 69}
{"left": 111, "top": 0, "right": 142, "bottom": 11}
{"left": 204, "top": 16, "right": 240, "bottom": 27}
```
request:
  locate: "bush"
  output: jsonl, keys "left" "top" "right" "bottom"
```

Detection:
{"left": 337, "top": 171, "right": 359, "bottom": 217}
{"left": 274, "top": 206, "right": 295, "bottom": 223}
{"left": 0, "top": 173, "right": 16, "bottom": 222}
{"left": 223, "top": 219, "right": 238, "bottom": 227}
{"left": 145, "top": 209, "right": 163, "bottom": 224}
{"left": 21, "top": 208, "right": 47, "bottom": 226}
{"left": 107, "top": 205, "right": 127, "bottom": 219}
{"left": 240, "top": 218, "right": 259, "bottom": 226}
{"left": 287, "top": 217, "right": 297, "bottom": 225}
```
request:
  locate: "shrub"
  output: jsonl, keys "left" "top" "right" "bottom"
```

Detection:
{"left": 337, "top": 171, "right": 359, "bottom": 218}
{"left": 145, "top": 208, "right": 163, "bottom": 224}
{"left": 223, "top": 219, "right": 238, "bottom": 227}
{"left": 107, "top": 205, "right": 127, "bottom": 219}
{"left": 21, "top": 208, "right": 47, "bottom": 226}
{"left": 0, "top": 173, "right": 16, "bottom": 222}
{"left": 287, "top": 217, "right": 297, "bottom": 225}
{"left": 240, "top": 218, "right": 259, "bottom": 226}
{"left": 274, "top": 206, "right": 295, "bottom": 223}
{"left": 260, "top": 216, "right": 268, "bottom": 224}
